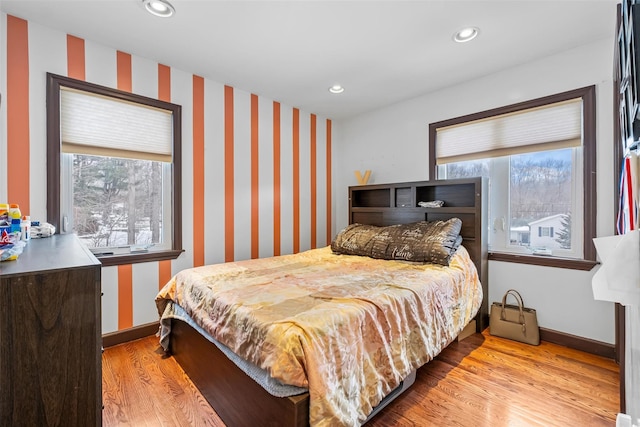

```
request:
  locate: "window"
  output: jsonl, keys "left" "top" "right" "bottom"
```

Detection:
{"left": 47, "top": 73, "right": 183, "bottom": 266}
{"left": 539, "top": 227, "right": 553, "bottom": 237}
{"left": 429, "top": 86, "right": 596, "bottom": 270}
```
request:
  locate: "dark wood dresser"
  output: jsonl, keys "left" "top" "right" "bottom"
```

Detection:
{"left": 0, "top": 234, "right": 102, "bottom": 426}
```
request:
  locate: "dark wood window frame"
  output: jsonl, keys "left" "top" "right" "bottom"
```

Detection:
{"left": 429, "top": 85, "right": 597, "bottom": 271}
{"left": 46, "top": 73, "right": 183, "bottom": 267}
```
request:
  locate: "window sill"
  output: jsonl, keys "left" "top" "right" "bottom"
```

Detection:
{"left": 488, "top": 252, "right": 598, "bottom": 271}
{"left": 95, "top": 249, "right": 184, "bottom": 267}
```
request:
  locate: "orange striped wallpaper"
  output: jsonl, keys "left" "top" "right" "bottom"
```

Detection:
{"left": 310, "top": 114, "right": 317, "bottom": 249}
{"left": 116, "top": 50, "right": 134, "bottom": 329}
{"left": 292, "top": 108, "right": 300, "bottom": 253}
{"left": 193, "top": 75, "right": 205, "bottom": 267}
{"left": 116, "top": 51, "right": 132, "bottom": 92}
{"left": 6, "top": 16, "right": 30, "bottom": 214}
{"left": 251, "top": 94, "right": 259, "bottom": 259}
{"left": 326, "top": 120, "right": 333, "bottom": 245}
{"left": 66, "top": 35, "right": 85, "bottom": 80}
{"left": 3, "top": 15, "right": 333, "bottom": 333}
{"left": 159, "top": 261, "right": 172, "bottom": 292}
{"left": 273, "top": 102, "right": 282, "bottom": 256}
{"left": 117, "top": 264, "right": 133, "bottom": 330}
{"left": 224, "top": 85, "right": 235, "bottom": 263}
{"left": 158, "top": 63, "right": 171, "bottom": 101}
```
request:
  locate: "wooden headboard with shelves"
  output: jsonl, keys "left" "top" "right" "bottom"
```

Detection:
{"left": 348, "top": 177, "right": 488, "bottom": 331}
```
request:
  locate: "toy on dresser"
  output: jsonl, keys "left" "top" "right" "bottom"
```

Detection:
{"left": 0, "top": 203, "right": 26, "bottom": 261}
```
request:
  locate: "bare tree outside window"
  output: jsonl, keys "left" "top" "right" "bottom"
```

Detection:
{"left": 72, "top": 154, "right": 165, "bottom": 249}
{"left": 509, "top": 150, "right": 572, "bottom": 230}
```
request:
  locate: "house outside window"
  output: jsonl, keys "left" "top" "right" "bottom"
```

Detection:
{"left": 47, "top": 73, "right": 183, "bottom": 266}
{"left": 429, "top": 86, "right": 596, "bottom": 269}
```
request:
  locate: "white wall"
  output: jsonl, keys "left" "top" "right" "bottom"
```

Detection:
{"left": 334, "top": 38, "right": 617, "bottom": 344}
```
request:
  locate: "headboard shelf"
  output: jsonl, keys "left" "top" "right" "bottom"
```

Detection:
{"left": 416, "top": 182, "right": 476, "bottom": 208}
{"left": 349, "top": 177, "right": 488, "bottom": 332}
{"left": 351, "top": 188, "right": 391, "bottom": 207}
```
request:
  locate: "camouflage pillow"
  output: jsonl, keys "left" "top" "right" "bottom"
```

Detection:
{"left": 331, "top": 219, "right": 462, "bottom": 266}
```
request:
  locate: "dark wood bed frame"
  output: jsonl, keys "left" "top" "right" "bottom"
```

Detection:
{"left": 169, "top": 178, "right": 488, "bottom": 426}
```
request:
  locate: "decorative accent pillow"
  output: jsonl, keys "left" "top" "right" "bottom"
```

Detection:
{"left": 331, "top": 219, "right": 463, "bottom": 266}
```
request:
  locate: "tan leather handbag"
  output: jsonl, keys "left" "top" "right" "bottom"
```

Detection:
{"left": 489, "top": 289, "right": 540, "bottom": 345}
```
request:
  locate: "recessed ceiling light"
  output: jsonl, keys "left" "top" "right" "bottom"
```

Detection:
{"left": 143, "top": 0, "right": 175, "bottom": 18}
{"left": 329, "top": 84, "right": 344, "bottom": 94}
{"left": 453, "top": 27, "right": 479, "bottom": 43}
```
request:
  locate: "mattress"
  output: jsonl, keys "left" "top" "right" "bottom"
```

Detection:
{"left": 156, "top": 245, "right": 482, "bottom": 426}
{"left": 160, "top": 302, "right": 308, "bottom": 397}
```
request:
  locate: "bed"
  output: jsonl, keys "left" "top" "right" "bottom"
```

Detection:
{"left": 156, "top": 178, "right": 488, "bottom": 427}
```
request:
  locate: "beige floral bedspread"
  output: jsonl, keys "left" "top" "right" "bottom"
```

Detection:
{"left": 156, "top": 246, "right": 481, "bottom": 427}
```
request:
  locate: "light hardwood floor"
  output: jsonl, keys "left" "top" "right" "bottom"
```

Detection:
{"left": 102, "top": 330, "right": 619, "bottom": 426}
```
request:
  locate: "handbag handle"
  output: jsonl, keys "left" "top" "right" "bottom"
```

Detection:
{"left": 500, "top": 289, "right": 526, "bottom": 332}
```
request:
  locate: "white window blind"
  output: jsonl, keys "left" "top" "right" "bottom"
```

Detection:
{"left": 60, "top": 87, "right": 173, "bottom": 162}
{"left": 436, "top": 98, "right": 582, "bottom": 164}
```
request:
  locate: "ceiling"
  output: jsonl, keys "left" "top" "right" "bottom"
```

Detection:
{"left": 1, "top": 0, "right": 618, "bottom": 120}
